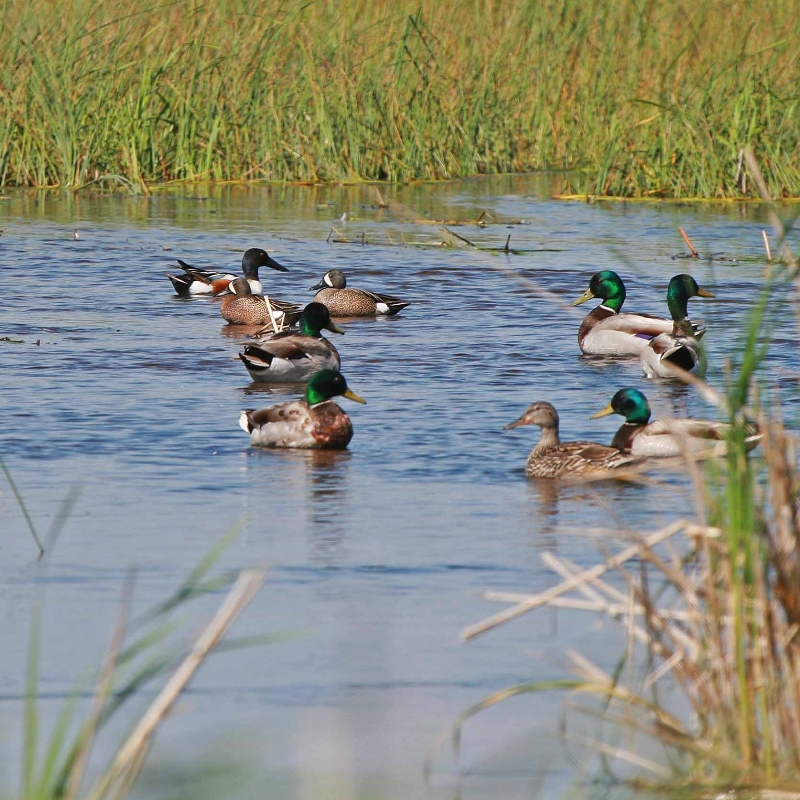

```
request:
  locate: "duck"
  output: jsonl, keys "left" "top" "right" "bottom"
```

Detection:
{"left": 640, "top": 274, "right": 714, "bottom": 379}
{"left": 239, "top": 369, "right": 366, "bottom": 449}
{"left": 573, "top": 270, "right": 702, "bottom": 356}
{"left": 166, "top": 247, "right": 287, "bottom": 296}
{"left": 591, "top": 388, "right": 761, "bottom": 457}
{"left": 309, "top": 269, "right": 410, "bottom": 316}
{"left": 239, "top": 302, "right": 343, "bottom": 383}
{"left": 219, "top": 278, "right": 302, "bottom": 329}
{"left": 504, "top": 401, "right": 643, "bottom": 478}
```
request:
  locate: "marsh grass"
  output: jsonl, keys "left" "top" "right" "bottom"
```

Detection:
{"left": 2, "top": 468, "right": 269, "bottom": 799}
{"left": 1, "top": 0, "right": 798, "bottom": 196}
{"left": 14, "top": 531, "right": 268, "bottom": 800}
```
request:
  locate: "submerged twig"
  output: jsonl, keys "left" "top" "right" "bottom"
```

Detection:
{"left": 679, "top": 227, "right": 699, "bottom": 258}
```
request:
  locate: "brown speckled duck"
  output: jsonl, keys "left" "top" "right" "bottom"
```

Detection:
{"left": 309, "top": 269, "right": 409, "bottom": 316}
{"left": 505, "top": 401, "right": 643, "bottom": 478}
{"left": 239, "top": 370, "right": 366, "bottom": 449}
{"left": 219, "top": 278, "right": 301, "bottom": 329}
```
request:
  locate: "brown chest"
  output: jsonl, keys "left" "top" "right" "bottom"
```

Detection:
{"left": 578, "top": 306, "right": 616, "bottom": 344}
{"left": 310, "top": 402, "right": 354, "bottom": 448}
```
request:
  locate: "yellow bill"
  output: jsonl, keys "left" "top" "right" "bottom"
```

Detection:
{"left": 572, "top": 287, "right": 595, "bottom": 307}
{"left": 343, "top": 388, "right": 366, "bottom": 404}
{"left": 327, "top": 321, "right": 345, "bottom": 334}
{"left": 697, "top": 287, "right": 715, "bottom": 298}
{"left": 590, "top": 403, "right": 616, "bottom": 419}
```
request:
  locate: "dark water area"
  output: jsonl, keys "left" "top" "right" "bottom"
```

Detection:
{"left": 0, "top": 177, "right": 797, "bottom": 797}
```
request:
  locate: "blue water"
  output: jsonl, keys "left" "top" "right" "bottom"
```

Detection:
{"left": 0, "top": 178, "right": 797, "bottom": 797}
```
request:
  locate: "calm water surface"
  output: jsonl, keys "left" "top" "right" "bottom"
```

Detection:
{"left": 0, "top": 177, "right": 797, "bottom": 797}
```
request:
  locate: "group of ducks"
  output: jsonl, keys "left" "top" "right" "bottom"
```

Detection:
{"left": 167, "top": 248, "right": 756, "bottom": 479}
{"left": 506, "top": 269, "right": 761, "bottom": 478}
{"left": 167, "top": 248, "right": 408, "bottom": 449}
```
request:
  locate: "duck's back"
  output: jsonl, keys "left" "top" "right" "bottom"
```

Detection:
{"left": 526, "top": 441, "right": 639, "bottom": 478}
{"left": 221, "top": 295, "right": 269, "bottom": 325}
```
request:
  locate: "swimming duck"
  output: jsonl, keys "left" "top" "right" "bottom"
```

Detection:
{"left": 591, "top": 388, "right": 760, "bottom": 457}
{"left": 309, "top": 269, "right": 410, "bottom": 316}
{"left": 166, "top": 247, "right": 287, "bottom": 296}
{"left": 504, "top": 401, "right": 643, "bottom": 478}
{"left": 239, "top": 369, "right": 366, "bottom": 449}
{"left": 640, "top": 274, "right": 714, "bottom": 379}
{"left": 573, "top": 270, "right": 701, "bottom": 356}
{"left": 239, "top": 302, "right": 343, "bottom": 383}
{"left": 220, "top": 278, "right": 301, "bottom": 329}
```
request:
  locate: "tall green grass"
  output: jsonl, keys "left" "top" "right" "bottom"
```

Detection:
{"left": 0, "top": 0, "right": 798, "bottom": 195}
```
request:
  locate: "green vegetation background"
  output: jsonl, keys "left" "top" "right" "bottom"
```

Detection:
{"left": 1, "top": 0, "right": 798, "bottom": 196}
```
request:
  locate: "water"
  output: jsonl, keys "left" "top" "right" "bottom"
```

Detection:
{"left": 0, "top": 178, "right": 797, "bottom": 797}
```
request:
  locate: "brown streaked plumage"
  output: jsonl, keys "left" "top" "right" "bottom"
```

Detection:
{"left": 309, "top": 269, "right": 409, "bottom": 316}
{"left": 505, "top": 401, "right": 643, "bottom": 479}
{"left": 220, "top": 278, "right": 301, "bottom": 328}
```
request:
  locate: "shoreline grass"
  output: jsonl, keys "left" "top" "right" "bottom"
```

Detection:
{"left": 1, "top": 0, "right": 798, "bottom": 196}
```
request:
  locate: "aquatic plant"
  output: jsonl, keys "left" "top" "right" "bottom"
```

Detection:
{"left": 2, "top": 471, "right": 268, "bottom": 800}
{"left": 0, "top": 0, "right": 798, "bottom": 196}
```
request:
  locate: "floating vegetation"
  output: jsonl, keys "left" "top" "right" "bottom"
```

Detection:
{"left": 0, "top": 0, "right": 798, "bottom": 196}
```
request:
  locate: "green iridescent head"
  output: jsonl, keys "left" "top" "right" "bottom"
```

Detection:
{"left": 591, "top": 388, "right": 651, "bottom": 425}
{"left": 305, "top": 370, "right": 366, "bottom": 407}
{"left": 573, "top": 270, "right": 626, "bottom": 312}
{"left": 666, "top": 274, "right": 714, "bottom": 322}
{"left": 299, "top": 302, "right": 344, "bottom": 337}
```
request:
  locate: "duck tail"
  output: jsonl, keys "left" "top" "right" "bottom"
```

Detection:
{"left": 239, "top": 410, "right": 256, "bottom": 433}
{"left": 166, "top": 272, "right": 192, "bottom": 296}
{"left": 239, "top": 347, "right": 274, "bottom": 372}
{"left": 385, "top": 300, "right": 410, "bottom": 315}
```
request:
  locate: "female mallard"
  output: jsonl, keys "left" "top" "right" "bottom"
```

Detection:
{"left": 239, "top": 302, "right": 343, "bottom": 383}
{"left": 591, "top": 388, "right": 760, "bottom": 457}
{"left": 219, "top": 278, "right": 301, "bottom": 329}
{"left": 505, "top": 401, "right": 643, "bottom": 478}
{"left": 309, "top": 269, "right": 409, "bottom": 316}
{"left": 640, "top": 274, "right": 714, "bottom": 379}
{"left": 239, "top": 369, "right": 366, "bottom": 449}
{"left": 573, "top": 270, "right": 700, "bottom": 356}
{"left": 167, "top": 247, "right": 287, "bottom": 296}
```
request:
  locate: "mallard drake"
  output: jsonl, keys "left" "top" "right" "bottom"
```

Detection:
{"left": 591, "top": 388, "right": 761, "bottom": 457}
{"left": 220, "top": 278, "right": 301, "bottom": 329}
{"left": 505, "top": 401, "right": 643, "bottom": 478}
{"left": 239, "top": 302, "right": 343, "bottom": 383}
{"left": 640, "top": 274, "right": 714, "bottom": 379}
{"left": 239, "top": 369, "right": 366, "bottom": 449}
{"left": 166, "top": 247, "right": 287, "bottom": 296}
{"left": 573, "top": 270, "right": 701, "bottom": 356}
{"left": 309, "top": 269, "right": 410, "bottom": 316}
